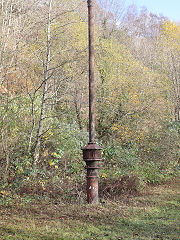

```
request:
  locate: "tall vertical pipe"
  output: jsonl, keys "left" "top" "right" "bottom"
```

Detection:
{"left": 88, "top": 0, "right": 95, "bottom": 143}
{"left": 82, "top": 0, "right": 102, "bottom": 204}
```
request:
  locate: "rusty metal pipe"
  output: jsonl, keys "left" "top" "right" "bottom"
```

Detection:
{"left": 82, "top": 143, "right": 102, "bottom": 204}
{"left": 82, "top": 0, "right": 102, "bottom": 204}
{"left": 88, "top": 0, "right": 95, "bottom": 143}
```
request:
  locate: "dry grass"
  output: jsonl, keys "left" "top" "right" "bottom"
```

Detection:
{"left": 0, "top": 179, "right": 179, "bottom": 239}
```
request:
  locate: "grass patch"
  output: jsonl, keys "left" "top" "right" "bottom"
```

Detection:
{"left": 0, "top": 180, "right": 179, "bottom": 240}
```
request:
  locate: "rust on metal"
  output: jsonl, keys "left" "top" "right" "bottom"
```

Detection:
{"left": 82, "top": 143, "right": 102, "bottom": 204}
{"left": 88, "top": 0, "right": 95, "bottom": 143}
{"left": 82, "top": 1, "right": 102, "bottom": 204}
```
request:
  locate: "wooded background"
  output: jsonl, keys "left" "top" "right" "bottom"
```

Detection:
{"left": 0, "top": 0, "right": 179, "bottom": 197}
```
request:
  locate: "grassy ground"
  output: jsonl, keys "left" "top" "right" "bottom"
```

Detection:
{"left": 0, "top": 180, "right": 179, "bottom": 240}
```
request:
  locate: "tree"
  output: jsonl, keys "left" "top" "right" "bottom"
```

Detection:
{"left": 157, "top": 20, "right": 180, "bottom": 121}
{"left": 0, "top": 0, "right": 29, "bottom": 177}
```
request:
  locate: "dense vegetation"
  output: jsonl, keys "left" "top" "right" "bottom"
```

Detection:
{"left": 0, "top": 0, "right": 179, "bottom": 200}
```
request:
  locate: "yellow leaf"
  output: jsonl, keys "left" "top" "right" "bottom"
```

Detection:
{"left": 0, "top": 191, "right": 8, "bottom": 196}
{"left": 49, "top": 159, "right": 55, "bottom": 166}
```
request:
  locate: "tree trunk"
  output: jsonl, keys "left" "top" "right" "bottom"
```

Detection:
{"left": 33, "top": 0, "right": 52, "bottom": 166}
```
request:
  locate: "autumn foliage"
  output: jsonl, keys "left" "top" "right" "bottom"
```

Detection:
{"left": 0, "top": 0, "right": 179, "bottom": 196}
